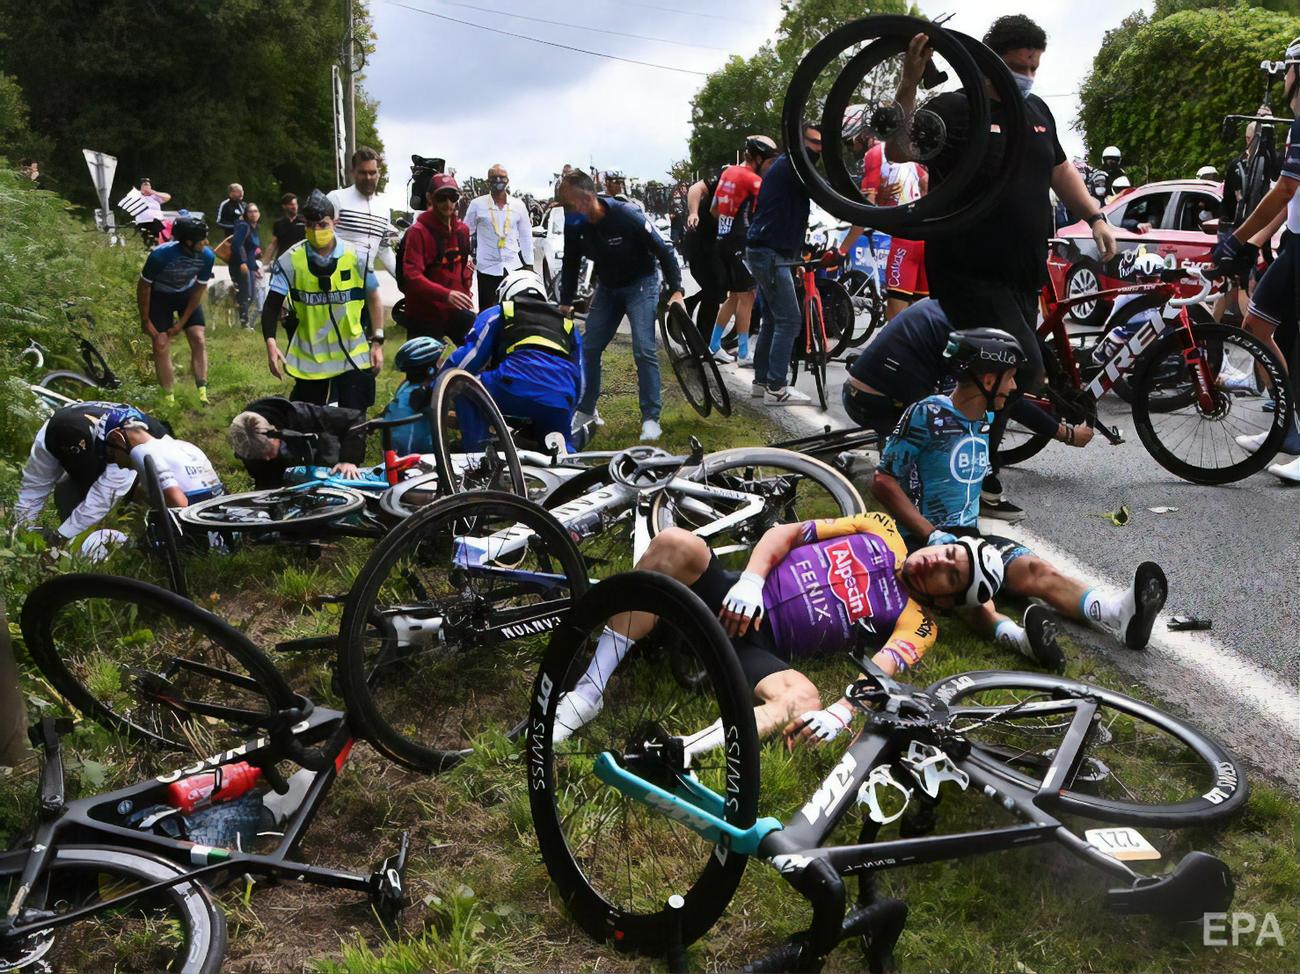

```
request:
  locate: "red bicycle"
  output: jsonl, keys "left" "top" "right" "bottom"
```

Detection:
{"left": 1000, "top": 266, "right": 1294, "bottom": 485}
{"left": 777, "top": 249, "right": 852, "bottom": 411}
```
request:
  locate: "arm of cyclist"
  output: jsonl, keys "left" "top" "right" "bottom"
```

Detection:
{"left": 886, "top": 32, "right": 933, "bottom": 163}
{"left": 1051, "top": 158, "right": 1117, "bottom": 262}
{"left": 63, "top": 465, "right": 136, "bottom": 539}
{"left": 870, "top": 469, "right": 941, "bottom": 542}
{"left": 136, "top": 278, "right": 156, "bottom": 337}
{"left": 445, "top": 308, "right": 500, "bottom": 375}
{"left": 175, "top": 282, "right": 207, "bottom": 332}
{"left": 718, "top": 521, "right": 806, "bottom": 637}
{"left": 1248, "top": 205, "right": 1288, "bottom": 247}
{"left": 1218, "top": 119, "right": 1300, "bottom": 267}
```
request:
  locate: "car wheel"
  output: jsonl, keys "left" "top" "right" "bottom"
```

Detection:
{"left": 1065, "top": 259, "right": 1109, "bottom": 327}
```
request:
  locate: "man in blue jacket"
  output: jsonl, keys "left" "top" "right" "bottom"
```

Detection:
{"left": 557, "top": 170, "right": 684, "bottom": 442}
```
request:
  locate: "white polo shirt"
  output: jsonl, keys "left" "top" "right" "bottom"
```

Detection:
{"left": 463, "top": 194, "right": 534, "bottom": 275}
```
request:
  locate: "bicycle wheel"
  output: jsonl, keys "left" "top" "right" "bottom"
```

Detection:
{"left": 839, "top": 269, "right": 885, "bottom": 348}
{"left": 0, "top": 845, "right": 225, "bottom": 974}
{"left": 808, "top": 303, "right": 829, "bottom": 410}
{"left": 178, "top": 485, "right": 365, "bottom": 534}
{"left": 20, "top": 575, "right": 299, "bottom": 758}
{"left": 38, "top": 370, "right": 101, "bottom": 399}
{"left": 338, "top": 490, "right": 588, "bottom": 772}
{"left": 529, "top": 572, "right": 760, "bottom": 954}
{"left": 429, "top": 368, "right": 527, "bottom": 496}
{"left": 996, "top": 392, "right": 1056, "bottom": 468}
{"left": 927, "top": 670, "right": 1248, "bottom": 826}
{"left": 1131, "top": 323, "right": 1292, "bottom": 485}
{"left": 818, "top": 276, "right": 856, "bottom": 359}
{"left": 660, "top": 302, "right": 710, "bottom": 417}
{"left": 648, "top": 448, "right": 864, "bottom": 565}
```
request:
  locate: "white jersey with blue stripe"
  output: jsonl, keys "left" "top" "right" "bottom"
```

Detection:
{"left": 129, "top": 437, "right": 225, "bottom": 502}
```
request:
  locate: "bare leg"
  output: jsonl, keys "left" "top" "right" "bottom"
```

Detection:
{"left": 885, "top": 294, "right": 910, "bottom": 321}
{"left": 714, "top": 292, "right": 740, "bottom": 331}
{"left": 151, "top": 332, "right": 174, "bottom": 391}
{"left": 733, "top": 290, "right": 756, "bottom": 337}
{"left": 186, "top": 327, "right": 208, "bottom": 385}
{"left": 752, "top": 669, "right": 821, "bottom": 740}
{"left": 1005, "top": 556, "right": 1088, "bottom": 619}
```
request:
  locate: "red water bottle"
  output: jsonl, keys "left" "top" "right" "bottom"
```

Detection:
{"left": 166, "top": 761, "right": 262, "bottom": 814}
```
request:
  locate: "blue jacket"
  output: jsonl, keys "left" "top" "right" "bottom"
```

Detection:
{"left": 448, "top": 304, "right": 584, "bottom": 409}
{"left": 561, "top": 196, "right": 681, "bottom": 303}
{"left": 231, "top": 221, "right": 260, "bottom": 276}
{"left": 746, "top": 154, "right": 811, "bottom": 258}
{"left": 380, "top": 381, "right": 434, "bottom": 456}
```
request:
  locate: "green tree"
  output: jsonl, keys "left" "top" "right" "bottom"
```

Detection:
{"left": 0, "top": 0, "right": 382, "bottom": 216}
{"left": 1078, "top": 3, "right": 1300, "bottom": 181}
{"left": 0, "top": 73, "right": 49, "bottom": 166}
{"left": 687, "top": 0, "right": 916, "bottom": 173}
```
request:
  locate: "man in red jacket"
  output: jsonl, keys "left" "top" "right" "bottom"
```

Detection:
{"left": 399, "top": 173, "right": 475, "bottom": 342}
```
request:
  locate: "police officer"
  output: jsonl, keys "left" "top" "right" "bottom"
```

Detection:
{"left": 261, "top": 190, "right": 386, "bottom": 411}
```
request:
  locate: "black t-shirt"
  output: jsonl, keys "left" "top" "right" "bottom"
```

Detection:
{"left": 848, "top": 298, "right": 954, "bottom": 401}
{"left": 1219, "top": 155, "right": 1247, "bottom": 226}
{"left": 241, "top": 397, "right": 367, "bottom": 488}
{"left": 273, "top": 215, "right": 306, "bottom": 251}
{"left": 683, "top": 176, "right": 720, "bottom": 264}
{"left": 45, "top": 402, "right": 166, "bottom": 488}
{"left": 924, "top": 92, "right": 1067, "bottom": 292}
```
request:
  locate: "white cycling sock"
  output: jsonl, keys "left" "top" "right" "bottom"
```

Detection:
{"left": 994, "top": 619, "right": 1031, "bottom": 658}
{"left": 682, "top": 719, "right": 725, "bottom": 766}
{"left": 1080, "top": 587, "right": 1132, "bottom": 632}
{"left": 571, "top": 627, "right": 634, "bottom": 707}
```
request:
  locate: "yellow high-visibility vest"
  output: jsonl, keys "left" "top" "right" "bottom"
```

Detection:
{"left": 283, "top": 243, "right": 370, "bottom": 380}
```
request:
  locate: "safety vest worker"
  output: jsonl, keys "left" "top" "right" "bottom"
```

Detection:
{"left": 261, "top": 189, "right": 386, "bottom": 411}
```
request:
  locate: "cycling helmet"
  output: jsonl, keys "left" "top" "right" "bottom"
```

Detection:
{"left": 842, "top": 104, "right": 868, "bottom": 141}
{"left": 394, "top": 336, "right": 446, "bottom": 374}
{"left": 94, "top": 405, "right": 149, "bottom": 453}
{"left": 1196, "top": 165, "right": 1219, "bottom": 180}
{"left": 1133, "top": 252, "right": 1166, "bottom": 278}
{"left": 603, "top": 170, "right": 626, "bottom": 183}
{"left": 953, "top": 537, "right": 1004, "bottom": 606}
{"left": 1285, "top": 36, "right": 1300, "bottom": 60}
{"left": 172, "top": 217, "right": 208, "bottom": 245}
{"left": 743, "top": 134, "right": 779, "bottom": 160}
{"left": 498, "top": 268, "right": 547, "bottom": 303}
{"left": 1102, "top": 145, "right": 1122, "bottom": 162}
{"left": 1111, "top": 175, "right": 1132, "bottom": 191}
{"left": 301, "top": 188, "right": 334, "bottom": 222}
{"left": 944, "top": 328, "right": 1025, "bottom": 376}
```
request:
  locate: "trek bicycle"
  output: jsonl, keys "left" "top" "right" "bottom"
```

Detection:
{"left": 528, "top": 573, "right": 1247, "bottom": 971}
{"left": 999, "top": 267, "right": 1294, "bottom": 484}
{"left": 777, "top": 249, "right": 849, "bottom": 411}
{"left": 5, "top": 574, "right": 410, "bottom": 974}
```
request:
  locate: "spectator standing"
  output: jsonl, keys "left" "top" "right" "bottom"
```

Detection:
{"left": 683, "top": 170, "right": 724, "bottom": 342}
{"left": 463, "top": 164, "right": 534, "bottom": 311}
{"left": 261, "top": 190, "right": 385, "bottom": 411}
{"left": 231, "top": 203, "right": 263, "bottom": 328}
{"left": 267, "top": 192, "right": 306, "bottom": 264}
{"left": 328, "top": 146, "right": 397, "bottom": 278}
{"left": 399, "top": 173, "right": 476, "bottom": 342}
{"left": 134, "top": 177, "right": 172, "bottom": 241}
{"left": 136, "top": 217, "right": 214, "bottom": 405}
{"left": 214, "top": 183, "right": 245, "bottom": 239}
{"left": 557, "top": 170, "right": 684, "bottom": 442}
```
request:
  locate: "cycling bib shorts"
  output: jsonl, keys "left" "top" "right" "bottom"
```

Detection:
{"left": 886, "top": 237, "right": 928, "bottom": 299}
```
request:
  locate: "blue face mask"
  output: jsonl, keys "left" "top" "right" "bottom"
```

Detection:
{"left": 1013, "top": 72, "right": 1034, "bottom": 98}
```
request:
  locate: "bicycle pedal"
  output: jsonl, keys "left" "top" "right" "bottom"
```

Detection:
{"left": 370, "top": 831, "right": 410, "bottom": 927}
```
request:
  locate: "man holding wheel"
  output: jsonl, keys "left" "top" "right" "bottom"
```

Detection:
{"left": 890, "top": 15, "right": 1116, "bottom": 522}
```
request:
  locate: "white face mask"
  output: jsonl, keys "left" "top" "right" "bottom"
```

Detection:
{"left": 1012, "top": 71, "right": 1034, "bottom": 98}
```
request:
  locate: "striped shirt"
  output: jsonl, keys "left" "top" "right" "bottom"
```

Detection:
{"left": 328, "top": 185, "right": 396, "bottom": 276}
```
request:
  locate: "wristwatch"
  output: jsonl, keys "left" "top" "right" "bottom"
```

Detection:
{"left": 1085, "top": 212, "right": 1106, "bottom": 227}
{"left": 370, "top": 330, "right": 385, "bottom": 343}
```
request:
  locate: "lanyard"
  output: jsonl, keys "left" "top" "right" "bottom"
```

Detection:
{"left": 487, "top": 199, "right": 512, "bottom": 250}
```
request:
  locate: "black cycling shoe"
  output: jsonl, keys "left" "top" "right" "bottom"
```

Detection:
{"left": 983, "top": 498, "right": 1026, "bottom": 523}
{"left": 980, "top": 473, "right": 1004, "bottom": 504}
{"left": 1124, "top": 562, "right": 1168, "bottom": 650}
{"left": 1023, "top": 603, "right": 1066, "bottom": 672}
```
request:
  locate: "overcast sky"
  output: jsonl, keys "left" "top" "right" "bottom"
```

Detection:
{"left": 364, "top": 0, "right": 1155, "bottom": 210}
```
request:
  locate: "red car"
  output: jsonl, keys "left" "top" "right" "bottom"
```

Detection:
{"left": 1047, "top": 178, "right": 1220, "bottom": 325}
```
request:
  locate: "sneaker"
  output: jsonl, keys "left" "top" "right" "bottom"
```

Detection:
{"left": 751, "top": 381, "right": 766, "bottom": 399}
{"left": 552, "top": 692, "right": 602, "bottom": 744}
{"left": 1237, "top": 428, "right": 1300, "bottom": 454}
{"left": 1234, "top": 430, "right": 1269, "bottom": 451}
{"left": 764, "top": 386, "right": 811, "bottom": 406}
{"left": 982, "top": 498, "right": 1026, "bottom": 523}
{"left": 640, "top": 419, "right": 662, "bottom": 442}
{"left": 1268, "top": 455, "right": 1300, "bottom": 482}
{"left": 1122, "top": 562, "right": 1167, "bottom": 650}
{"left": 1022, "top": 604, "right": 1066, "bottom": 673}
{"left": 711, "top": 346, "right": 736, "bottom": 364}
{"left": 736, "top": 355, "right": 755, "bottom": 369}
{"left": 980, "top": 474, "right": 1004, "bottom": 505}
{"left": 197, "top": 386, "right": 209, "bottom": 405}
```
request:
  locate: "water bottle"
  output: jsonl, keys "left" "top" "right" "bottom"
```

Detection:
{"left": 166, "top": 761, "right": 262, "bottom": 814}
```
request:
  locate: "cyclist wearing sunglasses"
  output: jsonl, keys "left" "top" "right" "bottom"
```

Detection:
{"left": 871, "top": 329, "right": 1168, "bottom": 663}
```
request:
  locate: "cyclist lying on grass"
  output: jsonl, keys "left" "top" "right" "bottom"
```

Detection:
{"left": 870, "top": 329, "right": 1168, "bottom": 665}
{"left": 552, "top": 510, "right": 1028, "bottom": 752}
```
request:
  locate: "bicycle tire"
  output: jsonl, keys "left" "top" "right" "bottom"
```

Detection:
{"left": 1130, "top": 323, "right": 1292, "bottom": 485}
{"left": 20, "top": 574, "right": 298, "bottom": 751}
{"left": 660, "top": 303, "right": 711, "bottom": 417}
{"left": 996, "top": 409, "right": 1054, "bottom": 468}
{"left": 838, "top": 269, "right": 885, "bottom": 349}
{"left": 0, "top": 845, "right": 226, "bottom": 974}
{"left": 378, "top": 471, "right": 444, "bottom": 522}
{"left": 38, "top": 370, "right": 101, "bottom": 395}
{"left": 142, "top": 455, "right": 188, "bottom": 598}
{"left": 429, "top": 368, "right": 527, "bottom": 496}
{"left": 337, "top": 490, "right": 589, "bottom": 772}
{"left": 818, "top": 276, "right": 856, "bottom": 359}
{"left": 808, "top": 304, "right": 829, "bottom": 411}
{"left": 178, "top": 485, "right": 366, "bottom": 533}
{"left": 529, "top": 571, "right": 760, "bottom": 954}
{"left": 926, "top": 670, "right": 1248, "bottom": 826}
{"left": 648, "top": 447, "right": 864, "bottom": 542}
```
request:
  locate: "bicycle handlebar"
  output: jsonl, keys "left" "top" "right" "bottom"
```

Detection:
{"left": 1169, "top": 267, "right": 1215, "bottom": 307}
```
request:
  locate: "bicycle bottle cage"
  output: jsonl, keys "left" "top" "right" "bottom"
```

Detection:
{"left": 900, "top": 740, "right": 970, "bottom": 798}
{"left": 856, "top": 765, "right": 913, "bottom": 824}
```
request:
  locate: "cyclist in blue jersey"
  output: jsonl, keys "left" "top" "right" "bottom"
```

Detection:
{"left": 550, "top": 511, "right": 1023, "bottom": 753}
{"left": 871, "top": 329, "right": 1168, "bottom": 662}
{"left": 136, "top": 217, "right": 214, "bottom": 405}
{"left": 379, "top": 337, "right": 445, "bottom": 456}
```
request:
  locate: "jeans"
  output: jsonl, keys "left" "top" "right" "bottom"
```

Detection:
{"left": 747, "top": 246, "right": 801, "bottom": 390}
{"left": 577, "top": 271, "right": 661, "bottom": 421}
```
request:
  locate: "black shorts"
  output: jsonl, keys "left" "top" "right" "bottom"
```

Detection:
{"left": 688, "top": 555, "right": 790, "bottom": 688}
{"left": 147, "top": 288, "right": 207, "bottom": 332}
{"left": 717, "top": 241, "right": 755, "bottom": 293}
{"left": 1247, "top": 233, "right": 1300, "bottom": 328}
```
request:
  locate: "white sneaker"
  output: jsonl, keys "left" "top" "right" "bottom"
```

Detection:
{"left": 764, "top": 386, "right": 811, "bottom": 406}
{"left": 1234, "top": 431, "right": 1269, "bottom": 451}
{"left": 1269, "top": 455, "right": 1300, "bottom": 482}
{"left": 711, "top": 346, "right": 735, "bottom": 364}
{"left": 751, "top": 382, "right": 766, "bottom": 398}
{"left": 736, "top": 355, "right": 755, "bottom": 369}
{"left": 572, "top": 410, "right": 596, "bottom": 433}
{"left": 640, "top": 419, "right": 662, "bottom": 441}
{"left": 553, "top": 692, "right": 602, "bottom": 744}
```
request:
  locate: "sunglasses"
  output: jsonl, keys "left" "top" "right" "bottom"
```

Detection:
{"left": 434, "top": 194, "right": 458, "bottom": 204}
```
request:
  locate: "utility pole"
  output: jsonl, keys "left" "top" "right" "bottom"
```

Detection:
{"left": 343, "top": 0, "right": 357, "bottom": 167}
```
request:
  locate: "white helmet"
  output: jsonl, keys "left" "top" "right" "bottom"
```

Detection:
{"left": 954, "top": 538, "right": 1004, "bottom": 607}
{"left": 1196, "top": 165, "right": 1219, "bottom": 180}
{"left": 843, "top": 103, "right": 868, "bottom": 140}
{"left": 1102, "top": 145, "right": 1122, "bottom": 161}
{"left": 1112, "top": 175, "right": 1132, "bottom": 190}
{"left": 497, "top": 268, "right": 547, "bottom": 303}
{"left": 1133, "top": 252, "right": 1165, "bottom": 277}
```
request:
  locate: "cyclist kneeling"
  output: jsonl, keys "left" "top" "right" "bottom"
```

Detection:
{"left": 229, "top": 398, "right": 368, "bottom": 489}
{"left": 444, "top": 268, "right": 585, "bottom": 451}
{"left": 870, "top": 329, "right": 1168, "bottom": 664}
{"left": 553, "top": 510, "right": 1007, "bottom": 753}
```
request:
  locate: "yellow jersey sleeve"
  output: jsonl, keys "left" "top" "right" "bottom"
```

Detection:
{"left": 881, "top": 599, "right": 938, "bottom": 671}
{"left": 801, "top": 511, "right": 908, "bottom": 564}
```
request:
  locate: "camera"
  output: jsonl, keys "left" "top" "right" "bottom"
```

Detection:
{"left": 409, "top": 155, "right": 446, "bottom": 210}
